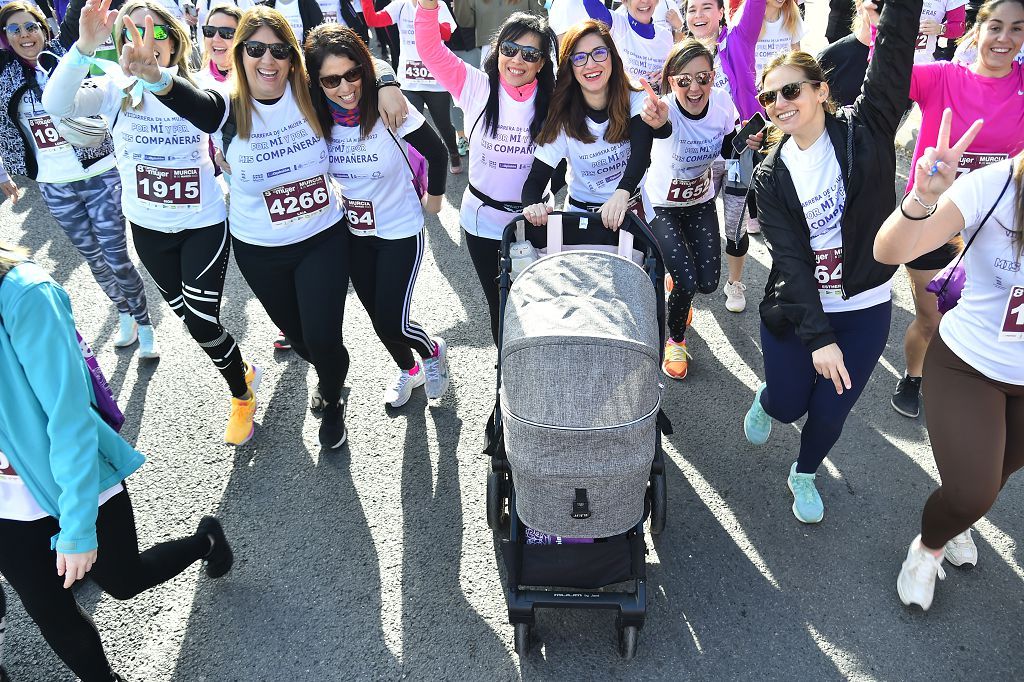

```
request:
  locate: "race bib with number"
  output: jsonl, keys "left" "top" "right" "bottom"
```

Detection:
{"left": 999, "top": 285, "right": 1024, "bottom": 342}
{"left": 957, "top": 152, "right": 1009, "bottom": 177}
{"left": 628, "top": 196, "right": 646, "bottom": 223}
{"left": 404, "top": 60, "right": 435, "bottom": 82}
{"left": 263, "top": 175, "right": 331, "bottom": 227}
{"left": 136, "top": 165, "right": 201, "bottom": 210}
{"left": 323, "top": 10, "right": 337, "bottom": 21}
{"left": 915, "top": 33, "right": 929, "bottom": 51}
{"left": 28, "top": 115, "right": 68, "bottom": 153}
{"left": 665, "top": 168, "right": 712, "bottom": 206}
{"left": 344, "top": 197, "right": 377, "bottom": 236}
{"left": 814, "top": 247, "right": 843, "bottom": 292}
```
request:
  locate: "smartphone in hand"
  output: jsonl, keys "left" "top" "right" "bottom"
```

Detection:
{"left": 732, "top": 112, "right": 767, "bottom": 155}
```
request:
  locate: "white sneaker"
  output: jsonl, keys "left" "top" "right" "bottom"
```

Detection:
{"left": 944, "top": 529, "right": 978, "bottom": 567}
{"left": 897, "top": 535, "right": 946, "bottom": 611}
{"left": 114, "top": 312, "right": 138, "bottom": 347}
{"left": 724, "top": 281, "right": 747, "bottom": 313}
{"left": 137, "top": 324, "right": 159, "bottom": 359}
{"left": 746, "top": 216, "right": 761, "bottom": 234}
{"left": 383, "top": 366, "right": 426, "bottom": 407}
{"left": 423, "top": 337, "right": 450, "bottom": 401}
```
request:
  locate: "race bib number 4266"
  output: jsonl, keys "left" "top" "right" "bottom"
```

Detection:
{"left": 136, "top": 165, "right": 201, "bottom": 210}
{"left": 263, "top": 175, "right": 331, "bottom": 227}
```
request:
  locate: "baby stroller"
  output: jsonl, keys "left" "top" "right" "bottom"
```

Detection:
{"left": 484, "top": 211, "right": 671, "bottom": 660}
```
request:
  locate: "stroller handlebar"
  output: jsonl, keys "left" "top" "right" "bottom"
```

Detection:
{"left": 499, "top": 210, "right": 664, "bottom": 264}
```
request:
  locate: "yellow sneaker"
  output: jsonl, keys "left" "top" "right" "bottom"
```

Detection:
{"left": 224, "top": 395, "right": 256, "bottom": 445}
{"left": 662, "top": 339, "right": 691, "bottom": 380}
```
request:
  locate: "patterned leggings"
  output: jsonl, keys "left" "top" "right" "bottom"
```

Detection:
{"left": 650, "top": 200, "right": 722, "bottom": 342}
{"left": 38, "top": 169, "right": 150, "bottom": 325}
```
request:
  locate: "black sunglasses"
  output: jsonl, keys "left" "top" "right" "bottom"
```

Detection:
{"left": 673, "top": 71, "right": 713, "bottom": 88}
{"left": 4, "top": 21, "right": 42, "bottom": 36}
{"left": 569, "top": 46, "right": 610, "bottom": 68}
{"left": 320, "top": 68, "right": 362, "bottom": 88}
{"left": 201, "top": 25, "right": 236, "bottom": 39}
{"left": 499, "top": 40, "right": 544, "bottom": 63}
{"left": 757, "top": 80, "right": 820, "bottom": 108}
{"left": 243, "top": 40, "right": 292, "bottom": 60}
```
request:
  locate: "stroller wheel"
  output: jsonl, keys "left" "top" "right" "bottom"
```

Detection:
{"left": 650, "top": 473, "right": 667, "bottom": 535}
{"left": 514, "top": 622, "right": 532, "bottom": 658}
{"left": 618, "top": 625, "right": 639, "bottom": 660}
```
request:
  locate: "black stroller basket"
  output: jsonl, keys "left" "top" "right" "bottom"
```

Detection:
{"left": 484, "top": 211, "right": 672, "bottom": 660}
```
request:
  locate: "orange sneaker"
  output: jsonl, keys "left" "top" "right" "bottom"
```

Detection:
{"left": 686, "top": 305, "right": 693, "bottom": 327}
{"left": 665, "top": 274, "right": 674, "bottom": 296}
{"left": 662, "top": 339, "right": 691, "bottom": 380}
{"left": 224, "top": 395, "right": 256, "bottom": 445}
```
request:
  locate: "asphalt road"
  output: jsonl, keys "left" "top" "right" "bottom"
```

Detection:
{"left": 3, "top": 4, "right": 1024, "bottom": 679}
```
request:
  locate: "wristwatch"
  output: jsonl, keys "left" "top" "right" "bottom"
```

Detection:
{"left": 376, "top": 74, "right": 400, "bottom": 89}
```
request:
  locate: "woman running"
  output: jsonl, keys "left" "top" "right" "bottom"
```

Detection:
{"left": 0, "top": 1, "right": 156, "bottom": 357}
{"left": 115, "top": 5, "right": 406, "bottom": 449}
{"left": 521, "top": 20, "right": 667, "bottom": 231}
{"left": 742, "top": 0, "right": 918, "bottom": 524}
{"left": 414, "top": 3, "right": 556, "bottom": 344}
{"left": 360, "top": 0, "right": 463, "bottom": 173}
{"left": 306, "top": 23, "right": 452, "bottom": 407}
{"left": 890, "top": 0, "right": 1024, "bottom": 418}
{"left": 876, "top": 125, "right": 1023, "bottom": 612}
{"left": 645, "top": 39, "right": 738, "bottom": 379}
{"left": 575, "top": 0, "right": 681, "bottom": 89}
{"left": 0, "top": 244, "right": 233, "bottom": 682}
{"left": 684, "top": 0, "right": 767, "bottom": 313}
{"left": 43, "top": 0, "right": 261, "bottom": 446}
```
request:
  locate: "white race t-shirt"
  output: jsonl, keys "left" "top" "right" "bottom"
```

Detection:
{"left": 615, "top": 0, "right": 682, "bottom": 33}
{"left": 18, "top": 66, "right": 115, "bottom": 184}
{"left": 942, "top": 159, "right": 1024, "bottom": 384}
{"left": 327, "top": 104, "right": 426, "bottom": 240}
{"left": 606, "top": 12, "right": 676, "bottom": 90}
{"left": 712, "top": 50, "right": 731, "bottom": 94}
{"left": 276, "top": 0, "right": 304, "bottom": 39}
{"left": 546, "top": 0, "right": 590, "bottom": 35}
{"left": 535, "top": 90, "right": 653, "bottom": 220}
{"left": 916, "top": 0, "right": 969, "bottom": 64}
{"left": 385, "top": 0, "right": 456, "bottom": 92}
{"left": 647, "top": 88, "right": 736, "bottom": 207}
{"left": 0, "top": 448, "right": 122, "bottom": 522}
{"left": 754, "top": 14, "right": 807, "bottom": 84}
{"left": 226, "top": 85, "right": 343, "bottom": 246}
{"left": 317, "top": 0, "right": 344, "bottom": 23}
{"left": 457, "top": 67, "right": 541, "bottom": 240}
{"left": 780, "top": 130, "right": 892, "bottom": 313}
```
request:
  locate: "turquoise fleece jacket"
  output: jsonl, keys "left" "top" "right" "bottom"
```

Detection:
{"left": 0, "top": 262, "right": 144, "bottom": 553}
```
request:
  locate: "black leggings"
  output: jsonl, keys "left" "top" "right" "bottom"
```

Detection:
{"left": 651, "top": 201, "right": 722, "bottom": 341}
{"left": 0, "top": 490, "right": 208, "bottom": 682}
{"left": 131, "top": 221, "right": 248, "bottom": 398}
{"left": 349, "top": 231, "right": 435, "bottom": 370}
{"left": 920, "top": 334, "right": 1024, "bottom": 548}
{"left": 464, "top": 229, "right": 501, "bottom": 345}
{"left": 231, "top": 223, "right": 350, "bottom": 404}
{"left": 405, "top": 89, "right": 459, "bottom": 161}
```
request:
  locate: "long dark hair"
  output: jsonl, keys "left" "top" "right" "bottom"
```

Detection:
{"left": 536, "top": 20, "right": 638, "bottom": 145}
{"left": 479, "top": 12, "right": 557, "bottom": 141}
{"left": 305, "top": 23, "right": 379, "bottom": 140}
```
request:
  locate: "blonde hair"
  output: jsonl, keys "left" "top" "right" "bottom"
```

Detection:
{"left": 760, "top": 0, "right": 802, "bottom": 41}
{"left": 202, "top": 4, "right": 242, "bottom": 70}
{"left": 115, "top": 0, "right": 196, "bottom": 110}
{"left": 229, "top": 5, "right": 321, "bottom": 140}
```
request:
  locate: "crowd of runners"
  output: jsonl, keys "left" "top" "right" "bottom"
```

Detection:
{"left": 0, "top": 0, "right": 1021, "bottom": 675}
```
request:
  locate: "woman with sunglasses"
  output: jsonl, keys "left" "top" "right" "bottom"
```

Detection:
{"left": 360, "top": 0, "right": 464, "bottom": 173}
{"left": 117, "top": 5, "right": 407, "bottom": 448}
{"left": 197, "top": 3, "right": 240, "bottom": 91}
{"left": 414, "top": 2, "right": 556, "bottom": 344}
{"left": 43, "top": 0, "right": 261, "bottom": 446}
{"left": 574, "top": 0, "right": 680, "bottom": 89}
{"left": 644, "top": 39, "right": 739, "bottom": 380}
{"left": 0, "top": 244, "right": 234, "bottom": 682}
{"left": 741, "top": 0, "right": 919, "bottom": 524}
{"left": 0, "top": 1, "right": 157, "bottom": 358}
{"left": 522, "top": 20, "right": 667, "bottom": 231}
{"left": 305, "top": 24, "right": 451, "bottom": 408}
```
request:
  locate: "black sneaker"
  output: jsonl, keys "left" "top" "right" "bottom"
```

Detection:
{"left": 196, "top": 516, "right": 233, "bottom": 579}
{"left": 891, "top": 374, "right": 922, "bottom": 418}
{"left": 319, "top": 400, "right": 347, "bottom": 449}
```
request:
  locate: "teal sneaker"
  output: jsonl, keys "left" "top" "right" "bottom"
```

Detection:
{"left": 744, "top": 382, "right": 772, "bottom": 445}
{"left": 787, "top": 462, "right": 824, "bottom": 523}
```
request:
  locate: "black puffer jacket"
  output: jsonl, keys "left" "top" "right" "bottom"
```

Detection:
{"left": 752, "top": 0, "right": 920, "bottom": 352}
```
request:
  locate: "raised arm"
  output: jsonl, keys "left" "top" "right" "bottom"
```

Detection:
{"left": 41, "top": 44, "right": 118, "bottom": 119}
{"left": 581, "top": 0, "right": 613, "bottom": 25}
{"left": 729, "top": 0, "right": 768, "bottom": 46}
{"left": 853, "top": 0, "right": 921, "bottom": 141}
{"left": 154, "top": 78, "right": 229, "bottom": 134}
{"left": 414, "top": 0, "right": 471, "bottom": 99}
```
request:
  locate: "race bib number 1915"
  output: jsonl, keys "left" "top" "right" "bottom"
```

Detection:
{"left": 29, "top": 116, "right": 67, "bottom": 152}
{"left": 263, "top": 175, "right": 331, "bottom": 227}
{"left": 136, "top": 165, "right": 201, "bottom": 210}
{"left": 999, "top": 286, "right": 1024, "bottom": 342}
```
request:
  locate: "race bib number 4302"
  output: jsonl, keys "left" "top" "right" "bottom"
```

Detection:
{"left": 263, "top": 175, "right": 331, "bottom": 227}
{"left": 404, "top": 60, "right": 435, "bottom": 82}
{"left": 136, "top": 165, "right": 201, "bottom": 210}
{"left": 999, "top": 285, "right": 1024, "bottom": 342}
{"left": 814, "top": 247, "right": 844, "bottom": 292}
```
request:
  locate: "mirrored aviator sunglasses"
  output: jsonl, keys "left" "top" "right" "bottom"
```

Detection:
{"left": 498, "top": 40, "right": 543, "bottom": 63}
{"left": 123, "top": 23, "right": 170, "bottom": 42}
{"left": 201, "top": 25, "right": 236, "bottom": 39}
{"left": 757, "top": 80, "right": 819, "bottom": 108}
{"left": 4, "top": 21, "right": 42, "bottom": 36}
{"left": 320, "top": 68, "right": 362, "bottom": 88}
{"left": 673, "top": 71, "right": 712, "bottom": 88}
{"left": 244, "top": 40, "right": 292, "bottom": 60}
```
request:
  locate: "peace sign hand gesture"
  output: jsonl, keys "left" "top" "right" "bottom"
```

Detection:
{"left": 119, "top": 14, "right": 162, "bottom": 85}
{"left": 914, "top": 108, "right": 983, "bottom": 204}
{"left": 78, "top": 0, "right": 118, "bottom": 55}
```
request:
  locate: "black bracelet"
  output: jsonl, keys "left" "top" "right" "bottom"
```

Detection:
{"left": 899, "top": 195, "right": 931, "bottom": 221}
